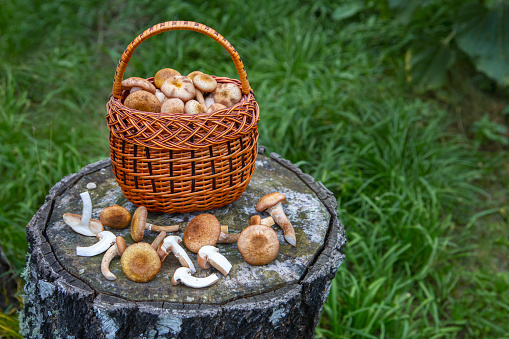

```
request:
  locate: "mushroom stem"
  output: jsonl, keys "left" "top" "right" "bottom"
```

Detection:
{"left": 151, "top": 231, "right": 167, "bottom": 250}
{"left": 217, "top": 232, "right": 240, "bottom": 244}
{"left": 76, "top": 231, "right": 117, "bottom": 256}
{"left": 267, "top": 203, "right": 296, "bottom": 246}
{"left": 198, "top": 246, "right": 232, "bottom": 276}
{"left": 161, "top": 236, "right": 196, "bottom": 274}
{"left": 80, "top": 192, "right": 92, "bottom": 228}
{"left": 101, "top": 244, "right": 120, "bottom": 280}
{"left": 171, "top": 267, "right": 218, "bottom": 288}
{"left": 63, "top": 191, "right": 104, "bottom": 236}
{"left": 145, "top": 223, "right": 179, "bottom": 233}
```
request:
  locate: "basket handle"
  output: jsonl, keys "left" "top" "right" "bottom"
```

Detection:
{"left": 111, "top": 21, "right": 251, "bottom": 99}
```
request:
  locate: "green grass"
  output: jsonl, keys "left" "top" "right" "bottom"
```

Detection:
{"left": 1, "top": 0, "right": 508, "bottom": 337}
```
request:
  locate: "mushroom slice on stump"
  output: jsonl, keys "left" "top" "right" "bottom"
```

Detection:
{"left": 256, "top": 192, "right": 296, "bottom": 246}
{"left": 183, "top": 214, "right": 221, "bottom": 253}
{"left": 160, "top": 236, "right": 196, "bottom": 274}
{"left": 63, "top": 191, "right": 104, "bottom": 236}
{"left": 100, "top": 205, "right": 131, "bottom": 229}
{"left": 120, "top": 242, "right": 161, "bottom": 283}
{"left": 101, "top": 236, "right": 127, "bottom": 281}
{"left": 197, "top": 246, "right": 232, "bottom": 276}
{"left": 130, "top": 206, "right": 179, "bottom": 242}
{"left": 237, "top": 225, "right": 279, "bottom": 265}
{"left": 171, "top": 267, "right": 218, "bottom": 288}
{"left": 76, "top": 231, "right": 116, "bottom": 257}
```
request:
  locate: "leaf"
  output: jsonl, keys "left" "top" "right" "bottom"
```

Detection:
{"left": 388, "top": 0, "right": 422, "bottom": 24}
{"left": 455, "top": 1, "right": 509, "bottom": 86}
{"left": 405, "top": 45, "right": 456, "bottom": 91}
{"left": 332, "top": 3, "right": 366, "bottom": 22}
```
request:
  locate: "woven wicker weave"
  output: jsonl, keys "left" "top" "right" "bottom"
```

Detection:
{"left": 106, "top": 21, "right": 259, "bottom": 213}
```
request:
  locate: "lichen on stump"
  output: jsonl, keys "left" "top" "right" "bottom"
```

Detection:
{"left": 20, "top": 147, "right": 346, "bottom": 338}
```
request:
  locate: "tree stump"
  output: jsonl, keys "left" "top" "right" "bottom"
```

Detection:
{"left": 20, "top": 147, "right": 346, "bottom": 338}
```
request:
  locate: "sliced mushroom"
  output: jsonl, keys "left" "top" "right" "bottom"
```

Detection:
{"left": 121, "top": 77, "right": 157, "bottom": 94}
{"left": 120, "top": 242, "right": 161, "bottom": 283}
{"left": 256, "top": 192, "right": 296, "bottom": 246}
{"left": 76, "top": 231, "right": 116, "bottom": 257}
{"left": 63, "top": 191, "right": 104, "bottom": 236}
{"left": 237, "top": 225, "right": 279, "bottom": 265}
{"left": 183, "top": 214, "right": 221, "bottom": 253}
{"left": 171, "top": 267, "right": 218, "bottom": 288}
{"left": 197, "top": 246, "right": 231, "bottom": 276}
{"left": 130, "top": 206, "right": 179, "bottom": 242}
{"left": 101, "top": 236, "right": 127, "bottom": 281}
{"left": 160, "top": 236, "right": 196, "bottom": 274}
{"left": 99, "top": 205, "right": 131, "bottom": 229}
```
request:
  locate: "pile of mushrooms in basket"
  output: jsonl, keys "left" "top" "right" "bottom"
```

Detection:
{"left": 121, "top": 68, "right": 242, "bottom": 114}
{"left": 63, "top": 190, "right": 296, "bottom": 288}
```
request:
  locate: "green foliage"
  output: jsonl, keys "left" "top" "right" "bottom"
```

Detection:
{"left": 472, "top": 115, "right": 509, "bottom": 148}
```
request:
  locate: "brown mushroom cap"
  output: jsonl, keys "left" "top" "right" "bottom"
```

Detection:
{"left": 100, "top": 205, "right": 131, "bottom": 229}
{"left": 193, "top": 73, "right": 217, "bottom": 92}
{"left": 237, "top": 225, "right": 279, "bottom": 265}
{"left": 213, "top": 83, "right": 242, "bottom": 107}
{"left": 161, "top": 97, "right": 185, "bottom": 114}
{"left": 160, "top": 76, "right": 196, "bottom": 102}
{"left": 116, "top": 236, "right": 127, "bottom": 256}
{"left": 124, "top": 90, "right": 161, "bottom": 113}
{"left": 255, "top": 192, "right": 287, "bottom": 212}
{"left": 121, "top": 77, "right": 156, "bottom": 94}
{"left": 120, "top": 242, "right": 161, "bottom": 282}
{"left": 185, "top": 100, "right": 204, "bottom": 114}
{"left": 154, "top": 68, "right": 181, "bottom": 88}
{"left": 206, "top": 103, "right": 227, "bottom": 114}
{"left": 130, "top": 206, "right": 148, "bottom": 242}
{"left": 187, "top": 70, "right": 204, "bottom": 80}
{"left": 183, "top": 214, "right": 221, "bottom": 253}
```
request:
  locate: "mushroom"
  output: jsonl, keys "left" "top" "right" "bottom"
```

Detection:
{"left": 130, "top": 206, "right": 179, "bottom": 242}
{"left": 121, "top": 77, "right": 157, "bottom": 94}
{"left": 161, "top": 97, "right": 185, "bottom": 114}
{"left": 183, "top": 214, "right": 221, "bottom": 253}
{"left": 171, "top": 267, "right": 218, "bottom": 288}
{"left": 155, "top": 89, "right": 167, "bottom": 104}
{"left": 185, "top": 100, "right": 205, "bottom": 114}
{"left": 193, "top": 73, "right": 217, "bottom": 109}
{"left": 237, "top": 225, "right": 279, "bottom": 265}
{"left": 154, "top": 68, "right": 181, "bottom": 88}
{"left": 124, "top": 90, "right": 161, "bottom": 113}
{"left": 63, "top": 191, "right": 104, "bottom": 236}
{"left": 160, "top": 76, "right": 195, "bottom": 102}
{"left": 213, "top": 83, "right": 242, "bottom": 107}
{"left": 255, "top": 192, "right": 296, "bottom": 246}
{"left": 159, "top": 236, "right": 196, "bottom": 274}
{"left": 204, "top": 94, "right": 215, "bottom": 109}
{"left": 101, "top": 236, "right": 127, "bottom": 281}
{"left": 217, "top": 216, "right": 275, "bottom": 244}
{"left": 151, "top": 231, "right": 167, "bottom": 251}
{"left": 99, "top": 205, "right": 131, "bottom": 229}
{"left": 187, "top": 71, "right": 204, "bottom": 80}
{"left": 197, "top": 246, "right": 232, "bottom": 276}
{"left": 76, "top": 230, "right": 116, "bottom": 257}
{"left": 195, "top": 89, "right": 205, "bottom": 109}
{"left": 120, "top": 242, "right": 161, "bottom": 283}
{"left": 206, "top": 103, "right": 227, "bottom": 114}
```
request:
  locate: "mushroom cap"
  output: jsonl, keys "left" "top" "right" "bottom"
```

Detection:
{"left": 154, "top": 68, "right": 181, "bottom": 88}
{"left": 160, "top": 76, "right": 196, "bottom": 102}
{"left": 237, "top": 225, "right": 279, "bottom": 265}
{"left": 206, "top": 103, "right": 227, "bottom": 114}
{"left": 183, "top": 213, "right": 221, "bottom": 253}
{"left": 187, "top": 70, "right": 204, "bottom": 80}
{"left": 100, "top": 205, "right": 131, "bottom": 229}
{"left": 63, "top": 213, "right": 104, "bottom": 236}
{"left": 130, "top": 206, "right": 148, "bottom": 242}
{"left": 161, "top": 97, "right": 185, "bottom": 114}
{"left": 155, "top": 89, "right": 167, "bottom": 104}
{"left": 120, "top": 242, "right": 161, "bottom": 283}
{"left": 255, "top": 192, "right": 287, "bottom": 212}
{"left": 116, "top": 236, "right": 127, "bottom": 256}
{"left": 213, "top": 83, "right": 242, "bottom": 107}
{"left": 185, "top": 100, "right": 204, "bottom": 114}
{"left": 124, "top": 90, "right": 161, "bottom": 113}
{"left": 121, "top": 77, "right": 157, "bottom": 94}
{"left": 193, "top": 73, "right": 217, "bottom": 92}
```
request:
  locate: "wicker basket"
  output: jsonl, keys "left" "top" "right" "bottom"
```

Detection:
{"left": 106, "top": 21, "right": 259, "bottom": 213}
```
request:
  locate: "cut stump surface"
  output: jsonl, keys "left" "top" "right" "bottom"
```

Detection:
{"left": 20, "top": 147, "right": 346, "bottom": 338}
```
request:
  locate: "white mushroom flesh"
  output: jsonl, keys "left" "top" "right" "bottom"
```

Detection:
{"left": 76, "top": 231, "right": 116, "bottom": 256}
{"left": 172, "top": 267, "right": 218, "bottom": 288}
{"left": 63, "top": 191, "right": 103, "bottom": 236}
{"left": 162, "top": 236, "right": 196, "bottom": 274}
{"left": 198, "top": 246, "right": 232, "bottom": 276}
